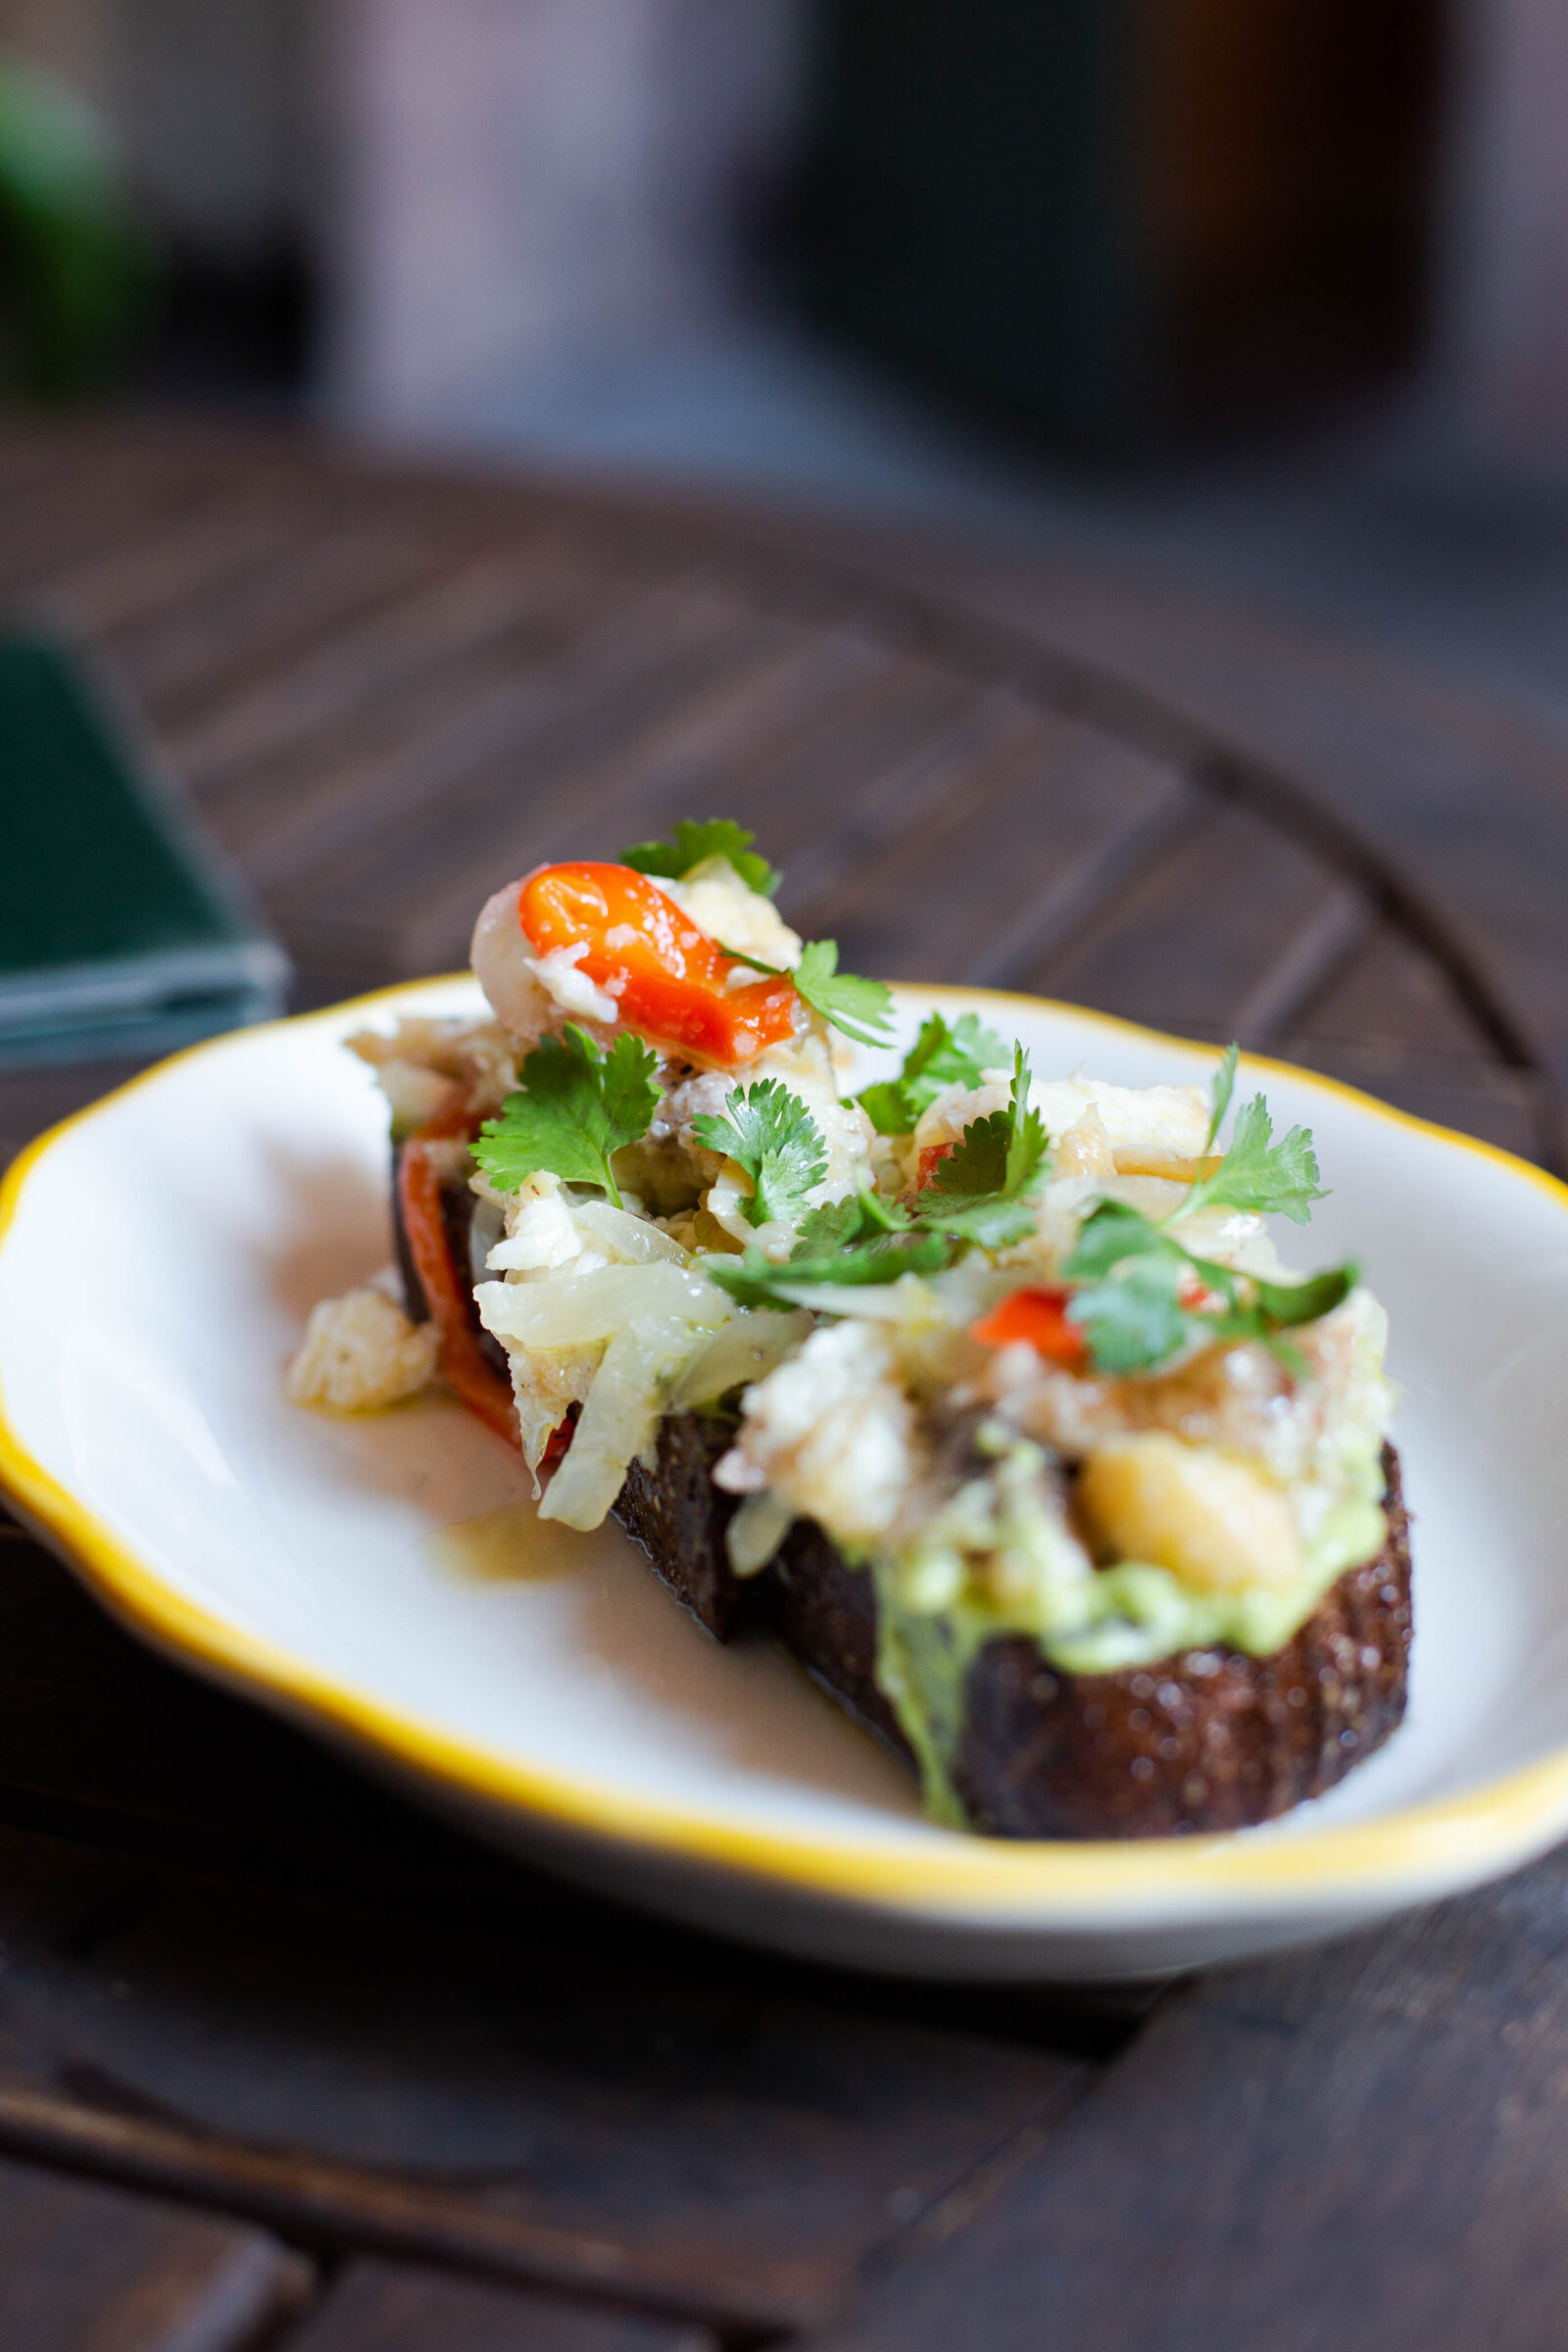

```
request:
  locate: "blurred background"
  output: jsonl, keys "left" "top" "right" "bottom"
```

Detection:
{"left": 1, "top": 0, "right": 1566, "bottom": 739}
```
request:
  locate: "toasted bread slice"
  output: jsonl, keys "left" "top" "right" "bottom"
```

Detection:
{"left": 617, "top": 1417, "right": 1411, "bottom": 1839}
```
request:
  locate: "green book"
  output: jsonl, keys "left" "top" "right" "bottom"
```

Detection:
{"left": 0, "top": 631, "right": 288, "bottom": 1067}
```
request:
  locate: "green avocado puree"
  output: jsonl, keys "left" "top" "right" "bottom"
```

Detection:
{"left": 866, "top": 1434, "right": 1389, "bottom": 1825}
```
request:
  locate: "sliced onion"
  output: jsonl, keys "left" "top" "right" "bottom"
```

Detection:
{"left": 475, "top": 1262, "right": 729, "bottom": 1348}
{"left": 726, "top": 1489, "right": 795, "bottom": 1576}
{"left": 666, "top": 1309, "right": 811, "bottom": 1409}
{"left": 762, "top": 1273, "right": 941, "bottom": 1323}
{"left": 540, "top": 1314, "right": 698, "bottom": 1530}
{"left": 570, "top": 1197, "right": 689, "bottom": 1265}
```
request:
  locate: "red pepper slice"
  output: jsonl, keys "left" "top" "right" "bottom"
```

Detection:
{"left": 398, "top": 1105, "right": 521, "bottom": 1449}
{"left": 517, "top": 861, "right": 798, "bottom": 1065}
{"left": 970, "top": 1285, "right": 1090, "bottom": 1372}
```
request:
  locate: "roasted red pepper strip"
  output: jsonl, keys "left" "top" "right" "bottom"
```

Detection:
{"left": 970, "top": 1285, "right": 1090, "bottom": 1372}
{"left": 398, "top": 1104, "right": 521, "bottom": 1449}
{"left": 517, "top": 860, "right": 798, "bottom": 1064}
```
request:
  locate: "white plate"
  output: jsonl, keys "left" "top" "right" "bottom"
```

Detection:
{"left": 4, "top": 979, "right": 1568, "bottom": 1981}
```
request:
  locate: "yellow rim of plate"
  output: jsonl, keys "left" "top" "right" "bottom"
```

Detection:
{"left": 5, "top": 975, "right": 1568, "bottom": 1926}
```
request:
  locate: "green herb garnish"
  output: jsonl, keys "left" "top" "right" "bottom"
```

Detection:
{"left": 474, "top": 1024, "right": 660, "bottom": 1208}
{"left": 721, "top": 937, "right": 895, "bottom": 1049}
{"left": 1177, "top": 1045, "right": 1327, "bottom": 1227}
{"left": 1065, "top": 1200, "right": 1355, "bottom": 1375}
{"left": 621, "top": 817, "right": 781, "bottom": 899}
{"left": 857, "top": 1009, "right": 1010, "bottom": 1136}
{"left": 704, "top": 1054, "right": 1048, "bottom": 1306}
{"left": 692, "top": 1081, "right": 828, "bottom": 1228}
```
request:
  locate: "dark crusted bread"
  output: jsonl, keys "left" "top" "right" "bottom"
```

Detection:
{"left": 616, "top": 1416, "right": 1412, "bottom": 1840}
{"left": 398, "top": 1146, "right": 1412, "bottom": 1839}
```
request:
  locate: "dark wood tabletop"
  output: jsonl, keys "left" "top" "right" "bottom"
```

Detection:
{"left": 2, "top": 417, "right": 1567, "bottom": 2352}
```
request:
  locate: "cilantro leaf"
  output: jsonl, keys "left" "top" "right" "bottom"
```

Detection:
{"left": 1202, "top": 1043, "right": 1240, "bottom": 1158}
{"left": 927, "top": 1107, "right": 1009, "bottom": 1198}
{"left": 925, "top": 1047, "right": 1048, "bottom": 1206}
{"left": 915, "top": 1194, "right": 1040, "bottom": 1250}
{"left": 1061, "top": 1199, "right": 1166, "bottom": 1280}
{"left": 705, "top": 1230, "right": 949, "bottom": 1310}
{"left": 719, "top": 937, "right": 895, "bottom": 1049}
{"left": 621, "top": 817, "right": 781, "bottom": 899}
{"left": 795, "top": 1180, "right": 911, "bottom": 1255}
{"left": 1062, "top": 1198, "right": 1356, "bottom": 1374}
{"left": 1069, "top": 1252, "right": 1192, "bottom": 1375}
{"left": 474, "top": 1025, "right": 660, "bottom": 1206}
{"left": 1253, "top": 1263, "right": 1358, "bottom": 1327}
{"left": 1181, "top": 1089, "right": 1327, "bottom": 1226}
{"left": 791, "top": 940, "right": 895, "bottom": 1047}
{"left": 857, "top": 1010, "right": 1010, "bottom": 1136}
{"left": 692, "top": 1081, "right": 827, "bottom": 1228}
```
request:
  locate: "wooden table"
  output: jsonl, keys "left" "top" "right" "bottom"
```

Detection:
{"left": 2, "top": 418, "right": 1567, "bottom": 2352}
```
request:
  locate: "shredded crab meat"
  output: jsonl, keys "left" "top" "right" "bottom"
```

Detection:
{"left": 715, "top": 1319, "right": 922, "bottom": 1544}
{"left": 915, "top": 1072, "right": 1210, "bottom": 1178}
{"left": 284, "top": 1288, "right": 440, "bottom": 1413}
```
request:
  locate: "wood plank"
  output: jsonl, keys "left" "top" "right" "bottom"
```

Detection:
{"left": 852, "top": 535, "right": 1568, "bottom": 1159}
{"left": 1286, "top": 920, "right": 1500, "bottom": 1058}
{"left": 1271, "top": 1043, "right": 1545, "bottom": 1161}
{"left": 385, "top": 628, "right": 941, "bottom": 976}
{"left": 33, "top": 466, "right": 375, "bottom": 641}
{"left": 796, "top": 711, "right": 1193, "bottom": 986}
{"left": 0, "top": 2150, "right": 308, "bottom": 2352}
{"left": 0, "top": 1812, "right": 1083, "bottom": 2332}
{"left": 0, "top": 438, "right": 266, "bottom": 605}
{"left": 283, "top": 2256, "right": 712, "bottom": 2352}
{"left": 195, "top": 567, "right": 758, "bottom": 886}
{"left": 1280, "top": 923, "right": 1547, "bottom": 1155}
{"left": 1027, "top": 799, "right": 1366, "bottom": 1041}
{"left": 272, "top": 588, "right": 862, "bottom": 975}
{"left": 0, "top": 1527, "right": 1147, "bottom": 2056}
{"left": 114, "top": 489, "right": 512, "bottom": 720}
{"left": 165, "top": 528, "right": 607, "bottom": 788}
{"left": 794, "top": 1847, "right": 1568, "bottom": 2352}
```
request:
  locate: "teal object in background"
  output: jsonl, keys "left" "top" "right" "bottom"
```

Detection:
{"left": 0, "top": 633, "right": 288, "bottom": 1066}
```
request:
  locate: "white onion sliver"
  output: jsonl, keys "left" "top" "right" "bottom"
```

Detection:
{"left": 726, "top": 1489, "right": 795, "bottom": 1576}
{"left": 475, "top": 1262, "right": 728, "bottom": 1348}
{"left": 571, "top": 1198, "right": 689, "bottom": 1266}
{"left": 539, "top": 1315, "right": 699, "bottom": 1530}
{"left": 666, "top": 1309, "right": 811, "bottom": 1409}
{"left": 761, "top": 1275, "right": 940, "bottom": 1323}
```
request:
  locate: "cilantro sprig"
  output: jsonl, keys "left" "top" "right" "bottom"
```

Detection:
{"left": 621, "top": 817, "right": 781, "bottom": 900}
{"left": 1176, "top": 1043, "right": 1327, "bottom": 1226}
{"left": 692, "top": 1082, "right": 827, "bottom": 1228}
{"left": 705, "top": 1178, "right": 950, "bottom": 1308}
{"left": 857, "top": 1009, "right": 1010, "bottom": 1137}
{"left": 1064, "top": 1200, "right": 1355, "bottom": 1375}
{"left": 720, "top": 938, "right": 895, "bottom": 1049}
{"left": 474, "top": 1024, "right": 660, "bottom": 1207}
{"left": 703, "top": 1049, "right": 1049, "bottom": 1308}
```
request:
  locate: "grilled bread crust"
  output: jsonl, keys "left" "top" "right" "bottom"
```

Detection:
{"left": 616, "top": 1418, "right": 1412, "bottom": 1840}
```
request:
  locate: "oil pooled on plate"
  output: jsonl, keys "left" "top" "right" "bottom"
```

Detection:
{"left": 420, "top": 1498, "right": 593, "bottom": 1584}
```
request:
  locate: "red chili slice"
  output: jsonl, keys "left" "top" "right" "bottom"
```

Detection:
{"left": 517, "top": 861, "right": 798, "bottom": 1064}
{"left": 969, "top": 1285, "right": 1090, "bottom": 1371}
{"left": 398, "top": 1103, "right": 521, "bottom": 1449}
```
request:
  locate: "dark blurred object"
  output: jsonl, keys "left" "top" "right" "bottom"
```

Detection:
{"left": 135, "top": 232, "right": 313, "bottom": 409}
{"left": 0, "top": 631, "right": 288, "bottom": 1068}
{"left": 800, "top": 0, "right": 1448, "bottom": 452}
{"left": 0, "top": 57, "right": 154, "bottom": 402}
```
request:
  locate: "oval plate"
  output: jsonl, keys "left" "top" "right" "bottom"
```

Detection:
{"left": 4, "top": 979, "right": 1568, "bottom": 1981}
